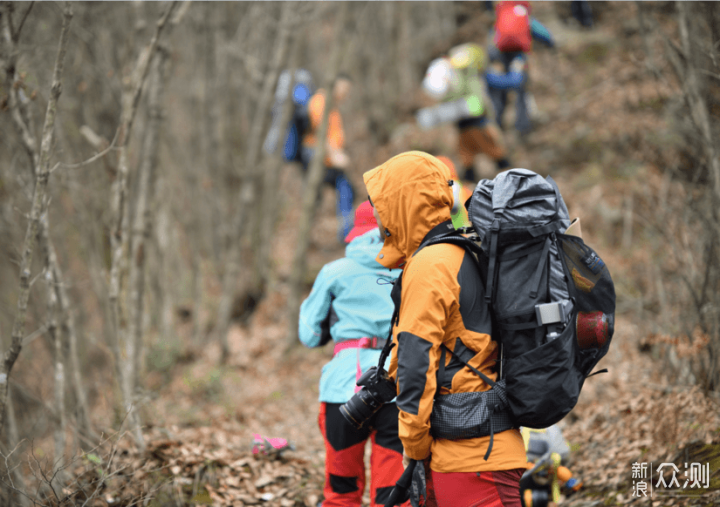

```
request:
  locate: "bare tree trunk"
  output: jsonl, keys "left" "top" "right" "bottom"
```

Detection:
{"left": 128, "top": 47, "right": 170, "bottom": 393}
{"left": 676, "top": 2, "right": 720, "bottom": 199}
{"left": 38, "top": 216, "right": 67, "bottom": 488}
{"left": 636, "top": 2, "right": 662, "bottom": 80}
{"left": 45, "top": 231, "right": 93, "bottom": 438}
{"left": 2, "top": 2, "right": 38, "bottom": 173}
{"left": 397, "top": 3, "right": 415, "bottom": 104}
{"left": 203, "top": 3, "right": 224, "bottom": 269}
{"left": 3, "top": 2, "right": 93, "bottom": 439}
{"left": 2, "top": 386, "right": 28, "bottom": 507}
{"left": 257, "top": 40, "right": 302, "bottom": 293}
{"left": 286, "top": 3, "right": 350, "bottom": 347}
{"left": 190, "top": 248, "right": 204, "bottom": 344}
{"left": 0, "top": 1, "right": 73, "bottom": 434}
{"left": 108, "top": 1, "right": 177, "bottom": 450}
{"left": 154, "top": 182, "right": 176, "bottom": 344}
{"left": 58, "top": 265, "right": 92, "bottom": 438}
{"left": 215, "top": 2, "right": 294, "bottom": 362}
{"left": 622, "top": 192, "right": 634, "bottom": 250}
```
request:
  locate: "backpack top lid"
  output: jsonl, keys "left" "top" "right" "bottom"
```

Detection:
{"left": 467, "top": 168, "right": 570, "bottom": 247}
{"left": 494, "top": 1, "right": 533, "bottom": 53}
{"left": 422, "top": 57, "right": 455, "bottom": 100}
{"left": 274, "top": 69, "right": 314, "bottom": 104}
{"left": 448, "top": 43, "right": 487, "bottom": 72}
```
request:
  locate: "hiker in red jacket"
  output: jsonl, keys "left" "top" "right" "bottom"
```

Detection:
{"left": 487, "top": 1, "right": 555, "bottom": 136}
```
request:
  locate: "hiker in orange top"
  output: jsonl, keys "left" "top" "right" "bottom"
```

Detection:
{"left": 435, "top": 155, "right": 473, "bottom": 230}
{"left": 301, "top": 74, "right": 355, "bottom": 242}
{"left": 364, "top": 151, "right": 527, "bottom": 507}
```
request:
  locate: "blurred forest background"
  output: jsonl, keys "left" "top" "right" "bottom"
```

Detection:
{"left": 0, "top": 1, "right": 719, "bottom": 506}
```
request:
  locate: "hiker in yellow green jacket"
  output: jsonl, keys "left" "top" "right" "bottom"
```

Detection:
{"left": 436, "top": 155, "right": 473, "bottom": 230}
{"left": 421, "top": 43, "right": 510, "bottom": 183}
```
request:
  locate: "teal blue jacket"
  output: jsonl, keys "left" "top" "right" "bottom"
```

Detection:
{"left": 299, "top": 229, "right": 401, "bottom": 403}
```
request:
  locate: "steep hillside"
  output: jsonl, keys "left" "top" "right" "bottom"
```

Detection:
{"left": 26, "top": 3, "right": 719, "bottom": 507}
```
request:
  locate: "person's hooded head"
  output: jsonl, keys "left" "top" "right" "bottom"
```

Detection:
{"left": 363, "top": 151, "right": 454, "bottom": 269}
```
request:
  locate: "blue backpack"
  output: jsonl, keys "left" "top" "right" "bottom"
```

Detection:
{"left": 263, "top": 69, "right": 314, "bottom": 162}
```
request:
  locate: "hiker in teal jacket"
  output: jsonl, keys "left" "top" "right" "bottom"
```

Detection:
{"left": 299, "top": 201, "right": 407, "bottom": 507}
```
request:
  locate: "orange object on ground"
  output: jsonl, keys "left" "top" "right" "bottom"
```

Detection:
{"left": 363, "top": 152, "right": 527, "bottom": 474}
{"left": 556, "top": 466, "right": 572, "bottom": 483}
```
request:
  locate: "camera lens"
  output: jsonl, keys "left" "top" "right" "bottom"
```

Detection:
{"left": 340, "top": 388, "right": 384, "bottom": 428}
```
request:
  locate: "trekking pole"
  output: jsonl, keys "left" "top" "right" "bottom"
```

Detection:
{"left": 384, "top": 459, "right": 417, "bottom": 506}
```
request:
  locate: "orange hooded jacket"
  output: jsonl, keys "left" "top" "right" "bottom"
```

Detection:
{"left": 363, "top": 151, "right": 527, "bottom": 473}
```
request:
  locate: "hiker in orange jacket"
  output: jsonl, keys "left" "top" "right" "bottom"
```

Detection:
{"left": 364, "top": 151, "right": 527, "bottom": 507}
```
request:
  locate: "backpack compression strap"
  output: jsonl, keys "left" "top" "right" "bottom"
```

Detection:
{"left": 485, "top": 217, "right": 501, "bottom": 304}
{"left": 441, "top": 343, "right": 496, "bottom": 387}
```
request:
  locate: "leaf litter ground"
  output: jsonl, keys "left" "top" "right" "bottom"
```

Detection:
{"left": 55, "top": 3, "right": 720, "bottom": 506}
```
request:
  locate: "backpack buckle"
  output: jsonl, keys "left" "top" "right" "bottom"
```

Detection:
{"left": 535, "top": 299, "right": 573, "bottom": 326}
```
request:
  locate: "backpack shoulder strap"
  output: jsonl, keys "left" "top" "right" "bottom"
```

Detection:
{"left": 420, "top": 233, "right": 489, "bottom": 292}
{"left": 440, "top": 342, "right": 497, "bottom": 388}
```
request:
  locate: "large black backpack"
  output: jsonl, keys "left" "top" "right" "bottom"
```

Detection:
{"left": 463, "top": 168, "right": 615, "bottom": 428}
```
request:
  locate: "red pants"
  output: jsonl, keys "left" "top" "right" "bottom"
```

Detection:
{"left": 432, "top": 469, "right": 524, "bottom": 507}
{"left": 318, "top": 402, "right": 409, "bottom": 507}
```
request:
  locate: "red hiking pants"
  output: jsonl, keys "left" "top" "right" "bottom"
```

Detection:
{"left": 318, "top": 402, "right": 409, "bottom": 507}
{"left": 431, "top": 468, "right": 525, "bottom": 507}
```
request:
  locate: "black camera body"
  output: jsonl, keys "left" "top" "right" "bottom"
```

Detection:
{"left": 340, "top": 365, "right": 397, "bottom": 428}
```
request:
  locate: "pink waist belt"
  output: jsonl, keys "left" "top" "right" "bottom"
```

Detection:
{"left": 333, "top": 336, "right": 387, "bottom": 356}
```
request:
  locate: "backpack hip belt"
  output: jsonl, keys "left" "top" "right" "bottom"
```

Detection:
{"left": 431, "top": 344, "right": 515, "bottom": 461}
{"left": 333, "top": 337, "right": 387, "bottom": 356}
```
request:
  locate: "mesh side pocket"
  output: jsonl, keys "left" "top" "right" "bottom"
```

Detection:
{"left": 430, "top": 380, "right": 512, "bottom": 440}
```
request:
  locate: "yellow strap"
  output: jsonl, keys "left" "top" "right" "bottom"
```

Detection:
{"left": 520, "top": 427, "right": 531, "bottom": 450}
{"left": 551, "top": 453, "right": 562, "bottom": 503}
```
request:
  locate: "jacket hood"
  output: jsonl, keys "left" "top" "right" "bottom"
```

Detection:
{"left": 363, "top": 151, "right": 454, "bottom": 269}
{"left": 345, "top": 227, "right": 387, "bottom": 269}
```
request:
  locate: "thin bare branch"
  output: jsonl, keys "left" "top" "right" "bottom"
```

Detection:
{"left": 14, "top": 1, "right": 34, "bottom": 41}
{"left": 108, "top": 1, "right": 178, "bottom": 451}
{"left": 0, "top": 0, "right": 73, "bottom": 434}
{"left": 215, "top": 1, "right": 295, "bottom": 361}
